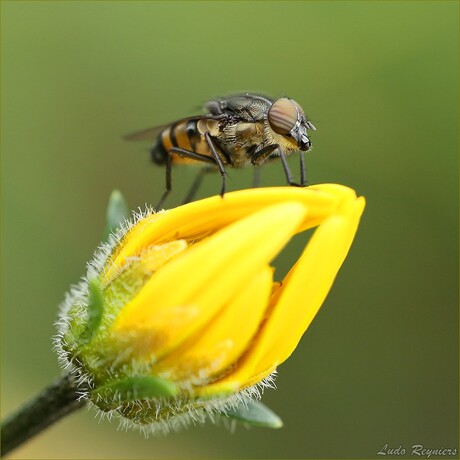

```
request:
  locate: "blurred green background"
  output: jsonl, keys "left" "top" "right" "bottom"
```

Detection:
{"left": 1, "top": 1, "right": 458, "bottom": 458}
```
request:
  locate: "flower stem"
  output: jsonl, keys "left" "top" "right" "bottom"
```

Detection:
{"left": 1, "top": 373, "right": 85, "bottom": 456}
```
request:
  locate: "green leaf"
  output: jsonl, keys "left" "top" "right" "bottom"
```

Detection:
{"left": 224, "top": 400, "right": 283, "bottom": 428}
{"left": 92, "top": 376, "right": 177, "bottom": 402}
{"left": 79, "top": 278, "right": 104, "bottom": 344}
{"left": 103, "top": 189, "right": 130, "bottom": 242}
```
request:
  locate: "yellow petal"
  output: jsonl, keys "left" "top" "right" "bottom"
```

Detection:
{"left": 109, "top": 186, "right": 348, "bottom": 273}
{"left": 198, "top": 195, "right": 365, "bottom": 393}
{"left": 103, "top": 212, "right": 166, "bottom": 282}
{"left": 111, "top": 202, "right": 307, "bottom": 360}
{"left": 196, "top": 364, "right": 277, "bottom": 397}
{"left": 152, "top": 266, "right": 273, "bottom": 383}
{"left": 101, "top": 241, "right": 189, "bottom": 318}
{"left": 102, "top": 239, "right": 188, "bottom": 286}
{"left": 252, "top": 196, "right": 366, "bottom": 376}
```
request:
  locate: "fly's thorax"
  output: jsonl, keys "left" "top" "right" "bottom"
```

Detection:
{"left": 206, "top": 94, "right": 271, "bottom": 121}
{"left": 217, "top": 121, "right": 266, "bottom": 167}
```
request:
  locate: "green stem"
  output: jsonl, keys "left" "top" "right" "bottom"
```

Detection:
{"left": 1, "top": 373, "right": 85, "bottom": 457}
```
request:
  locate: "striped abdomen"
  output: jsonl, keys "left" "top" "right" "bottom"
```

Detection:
{"left": 150, "top": 119, "right": 222, "bottom": 166}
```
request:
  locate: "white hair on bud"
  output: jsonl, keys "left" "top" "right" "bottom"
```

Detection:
{"left": 53, "top": 205, "right": 159, "bottom": 397}
{"left": 96, "top": 370, "right": 278, "bottom": 436}
{"left": 53, "top": 204, "right": 279, "bottom": 434}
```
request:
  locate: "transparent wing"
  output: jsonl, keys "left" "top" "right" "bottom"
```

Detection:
{"left": 123, "top": 124, "right": 171, "bottom": 142}
{"left": 123, "top": 115, "right": 224, "bottom": 142}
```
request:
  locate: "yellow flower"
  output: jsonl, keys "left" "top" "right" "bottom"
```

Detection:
{"left": 55, "top": 184, "right": 365, "bottom": 433}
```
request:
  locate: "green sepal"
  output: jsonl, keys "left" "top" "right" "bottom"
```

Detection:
{"left": 223, "top": 400, "right": 283, "bottom": 429}
{"left": 91, "top": 376, "right": 177, "bottom": 402}
{"left": 103, "top": 189, "right": 129, "bottom": 242}
{"left": 78, "top": 278, "right": 104, "bottom": 345}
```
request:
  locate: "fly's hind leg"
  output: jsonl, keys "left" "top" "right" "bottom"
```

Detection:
{"left": 155, "top": 147, "right": 216, "bottom": 211}
{"left": 158, "top": 135, "right": 228, "bottom": 209}
{"left": 182, "top": 166, "right": 215, "bottom": 204}
{"left": 169, "top": 147, "right": 217, "bottom": 165}
{"left": 155, "top": 153, "right": 172, "bottom": 211}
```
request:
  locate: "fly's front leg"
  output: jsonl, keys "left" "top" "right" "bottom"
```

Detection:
{"left": 278, "top": 148, "right": 302, "bottom": 187}
{"left": 251, "top": 144, "right": 279, "bottom": 188}
{"left": 299, "top": 151, "right": 307, "bottom": 186}
{"left": 252, "top": 144, "right": 301, "bottom": 187}
{"left": 204, "top": 132, "right": 228, "bottom": 197}
{"left": 251, "top": 144, "right": 279, "bottom": 167}
{"left": 252, "top": 166, "right": 261, "bottom": 188}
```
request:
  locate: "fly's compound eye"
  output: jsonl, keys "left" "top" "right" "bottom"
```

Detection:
{"left": 268, "top": 98, "right": 299, "bottom": 135}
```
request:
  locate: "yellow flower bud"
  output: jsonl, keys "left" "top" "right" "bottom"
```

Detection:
{"left": 55, "top": 184, "right": 365, "bottom": 433}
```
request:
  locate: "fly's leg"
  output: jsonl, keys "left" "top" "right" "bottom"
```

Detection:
{"left": 182, "top": 166, "right": 215, "bottom": 204}
{"left": 252, "top": 166, "right": 261, "bottom": 188}
{"left": 155, "top": 153, "right": 172, "bottom": 211}
{"left": 156, "top": 148, "right": 216, "bottom": 210}
{"left": 251, "top": 144, "right": 278, "bottom": 166}
{"left": 299, "top": 151, "right": 308, "bottom": 186}
{"left": 204, "top": 132, "right": 228, "bottom": 197}
{"left": 252, "top": 144, "right": 302, "bottom": 187}
{"left": 278, "top": 148, "right": 302, "bottom": 187}
{"left": 251, "top": 145, "right": 276, "bottom": 188}
{"left": 169, "top": 147, "right": 217, "bottom": 165}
